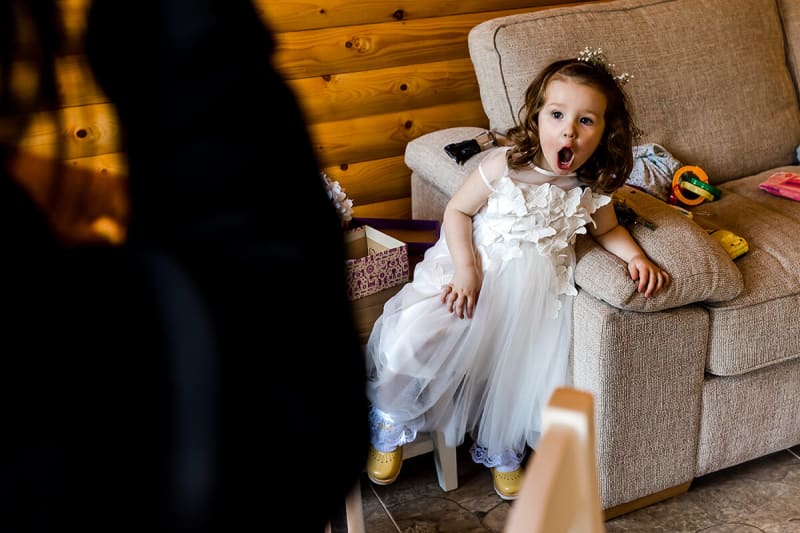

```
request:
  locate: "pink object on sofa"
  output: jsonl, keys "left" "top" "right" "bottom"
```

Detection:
{"left": 759, "top": 172, "right": 800, "bottom": 201}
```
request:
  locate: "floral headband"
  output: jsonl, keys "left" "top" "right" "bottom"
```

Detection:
{"left": 577, "top": 46, "right": 633, "bottom": 86}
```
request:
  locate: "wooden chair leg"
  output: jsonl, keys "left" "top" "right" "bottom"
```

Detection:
{"left": 431, "top": 431, "right": 459, "bottom": 491}
{"left": 326, "top": 481, "right": 365, "bottom": 533}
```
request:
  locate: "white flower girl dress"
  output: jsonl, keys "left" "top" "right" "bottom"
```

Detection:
{"left": 366, "top": 147, "right": 610, "bottom": 468}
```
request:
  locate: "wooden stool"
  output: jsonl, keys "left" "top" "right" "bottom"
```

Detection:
{"left": 403, "top": 431, "right": 458, "bottom": 492}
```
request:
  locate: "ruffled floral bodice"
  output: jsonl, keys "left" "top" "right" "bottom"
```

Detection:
{"left": 474, "top": 175, "right": 611, "bottom": 302}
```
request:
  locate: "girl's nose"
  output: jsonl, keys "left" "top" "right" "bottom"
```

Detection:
{"left": 562, "top": 130, "right": 575, "bottom": 139}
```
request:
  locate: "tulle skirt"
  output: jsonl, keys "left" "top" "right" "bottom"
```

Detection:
{"left": 365, "top": 227, "right": 573, "bottom": 467}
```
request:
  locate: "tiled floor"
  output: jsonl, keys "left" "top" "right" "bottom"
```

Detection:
{"left": 359, "top": 443, "right": 800, "bottom": 532}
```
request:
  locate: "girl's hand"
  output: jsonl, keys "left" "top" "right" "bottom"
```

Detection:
{"left": 628, "top": 254, "right": 670, "bottom": 297}
{"left": 440, "top": 267, "right": 482, "bottom": 319}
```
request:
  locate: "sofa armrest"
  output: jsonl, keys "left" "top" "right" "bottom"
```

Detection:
{"left": 575, "top": 186, "right": 744, "bottom": 312}
{"left": 405, "top": 127, "right": 493, "bottom": 199}
{"left": 571, "top": 292, "right": 707, "bottom": 509}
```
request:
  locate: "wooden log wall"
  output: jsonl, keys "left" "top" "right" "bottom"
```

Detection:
{"left": 14, "top": 0, "right": 597, "bottom": 234}
{"left": 261, "top": 0, "right": 597, "bottom": 219}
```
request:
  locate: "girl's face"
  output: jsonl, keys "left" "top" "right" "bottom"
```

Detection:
{"left": 535, "top": 78, "right": 607, "bottom": 175}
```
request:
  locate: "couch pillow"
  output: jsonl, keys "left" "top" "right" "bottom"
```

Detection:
{"left": 574, "top": 186, "right": 744, "bottom": 312}
{"left": 468, "top": 0, "right": 800, "bottom": 185}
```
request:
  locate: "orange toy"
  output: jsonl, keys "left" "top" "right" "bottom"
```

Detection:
{"left": 672, "top": 165, "right": 711, "bottom": 206}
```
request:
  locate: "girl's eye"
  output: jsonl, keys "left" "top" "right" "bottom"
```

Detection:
{"left": 551, "top": 111, "right": 563, "bottom": 119}
{"left": 580, "top": 117, "right": 594, "bottom": 125}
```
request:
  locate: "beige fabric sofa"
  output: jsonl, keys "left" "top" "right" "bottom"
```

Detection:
{"left": 404, "top": 0, "right": 800, "bottom": 516}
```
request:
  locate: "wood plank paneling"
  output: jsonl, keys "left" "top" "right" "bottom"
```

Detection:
{"left": 57, "top": 0, "right": 91, "bottom": 53}
{"left": 64, "top": 152, "right": 128, "bottom": 179}
{"left": 65, "top": 0, "right": 570, "bottom": 41}
{"left": 309, "top": 100, "right": 488, "bottom": 167}
{"left": 14, "top": 56, "right": 109, "bottom": 116}
{"left": 352, "top": 197, "right": 412, "bottom": 219}
{"left": 11, "top": 150, "right": 130, "bottom": 241}
{"left": 18, "top": 103, "right": 122, "bottom": 160}
{"left": 288, "top": 58, "right": 480, "bottom": 123}
{"left": 56, "top": 55, "right": 109, "bottom": 107}
{"left": 273, "top": 8, "right": 541, "bottom": 80}
{"left": 321, "top": 155, "right": 410, "bottom": 206}
{"left": 20, "top": 0, "right": 595, "bottom": 224}
{"left": 258, "top": 0, "right": 577, "bottom": 32}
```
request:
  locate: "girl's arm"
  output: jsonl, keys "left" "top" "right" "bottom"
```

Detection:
{"left": 589, "top": 202, "right": 671, "bottom": 297}
{"left": 440, "top": 149, "right": 506, "bottom": 318}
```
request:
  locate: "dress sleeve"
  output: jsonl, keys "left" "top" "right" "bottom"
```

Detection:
{"left": 478, "top": 146, "right": 513, "bottom": 192}
{"left": 478, "top": 160, "right": 497, "bottom": 192}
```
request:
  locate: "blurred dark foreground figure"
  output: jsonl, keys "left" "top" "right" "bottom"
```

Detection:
{"left": 0, "top": 0, "right": 369, "bottom": 530}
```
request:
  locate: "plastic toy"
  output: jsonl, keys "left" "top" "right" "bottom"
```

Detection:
{"left": 670, "top": 165, "right": 722, "bottom": 206}
{"left": 683, "top": 174, "right": 722, "bottom": 199}
{"left": 758, "top": 171, "right": 800, "bottom": 201}
{"left": 709, "top": 229, "right": 749, "bottom": 260}
{"left": 680, "top": 180, "right": 716, "bottom": 201}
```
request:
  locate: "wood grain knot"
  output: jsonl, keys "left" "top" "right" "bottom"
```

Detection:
{"left": 345, "top": 37, "right": 371, "bottom": 52}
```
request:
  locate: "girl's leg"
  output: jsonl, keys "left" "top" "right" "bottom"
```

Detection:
{"left": 366, "top": 407, "right": 419, "bottom": 485}
{"left": 369, "top": 407, "right": 418, "bottom": 451}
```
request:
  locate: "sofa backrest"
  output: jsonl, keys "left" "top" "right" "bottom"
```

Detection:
{"left": 468, "top": 0, "right": 800, "bottom": 185}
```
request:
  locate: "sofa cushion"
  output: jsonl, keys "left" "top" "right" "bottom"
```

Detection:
{"left": 468, "top": 0, "right": 800, "bottom": 185}
{"left": 574, "top": 185, "right": 744, "bottom": 311}
{"left": 697, "top": 166, "right": 800, "bottom": 376}
{"left": 696, "top": 358, "right": 800, "bottom": 476}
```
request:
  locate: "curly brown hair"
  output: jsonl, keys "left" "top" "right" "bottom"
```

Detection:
{"left": 504, "top": 58, "right": 636, "bottom": 193}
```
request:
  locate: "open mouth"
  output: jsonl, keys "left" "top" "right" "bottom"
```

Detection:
{"left": 557, "top": 147, "right": 574, "bottom": 170}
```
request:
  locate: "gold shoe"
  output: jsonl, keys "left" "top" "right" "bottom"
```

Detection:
{"left": 367, "top": 445, "right": 403, "bottom": 485}
{"left": 492, "top": 467, "right": 523, "bottom": 500}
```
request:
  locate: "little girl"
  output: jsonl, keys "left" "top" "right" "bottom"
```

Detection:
{"left": 365, "top": 50, "right": 671, "bottom": 500}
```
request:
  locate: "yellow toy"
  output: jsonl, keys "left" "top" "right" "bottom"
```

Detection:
{"left": 709, "top": 229, "right": 749, "bottom": 260}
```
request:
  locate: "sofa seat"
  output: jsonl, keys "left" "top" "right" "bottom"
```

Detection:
{"left": 696, "top": 357, "right": 800, "bottom": 476}
{"left": 699, "top": 167, "right": 800, "bottom": 376}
